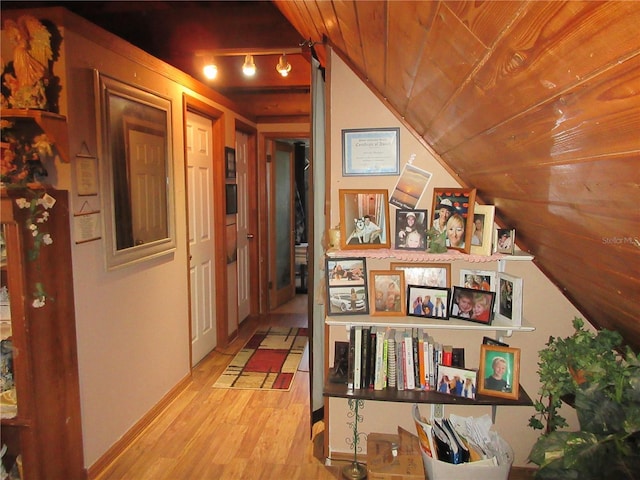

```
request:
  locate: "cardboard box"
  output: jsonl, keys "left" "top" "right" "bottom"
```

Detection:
{"left": 367, "top": 427, "right": 425, "bottom": 480}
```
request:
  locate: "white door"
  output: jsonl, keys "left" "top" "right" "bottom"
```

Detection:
{"left": 236, "top": 131, "right": 251, "bottom": 323}
{"left": 186, "top": 111, "right": 217, "bottom": 366}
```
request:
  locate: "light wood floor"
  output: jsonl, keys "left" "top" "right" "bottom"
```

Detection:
{"left": 94, "top": 294, "right": 535, "bottom": 480}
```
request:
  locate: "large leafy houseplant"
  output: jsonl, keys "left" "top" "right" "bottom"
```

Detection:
{"left": 528, "top": 317, "right": 640, "bottom": 479}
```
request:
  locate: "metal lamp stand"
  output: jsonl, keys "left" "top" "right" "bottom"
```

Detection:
{"left": 342, "top": 398, "right": 367, "bottom": 479}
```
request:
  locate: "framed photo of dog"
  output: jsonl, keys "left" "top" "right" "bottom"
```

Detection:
{"left": 339, "top": 189, "right": 391, "bottom": 249}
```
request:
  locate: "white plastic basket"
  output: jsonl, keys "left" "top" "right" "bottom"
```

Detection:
{"left": 420, "top": 436, "right": 513, "bottom": 480}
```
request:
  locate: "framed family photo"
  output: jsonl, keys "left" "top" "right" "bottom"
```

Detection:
{"left": 342, "top": 127, "right": 400, "bottom": 176}
{"left": 326, "top": 257, "right": 368, "bottom": 315}
{"left": 390, "top": 262, "right": 450, "bottom": 288}
{"left": 450, "top": 286, "right": 495, "bottom": 325}
{"left": 459, "top": 269, "right": 496, "bottom": 292}
{"left": 478, "top": 344, "right": 520, "bottom": 400}
{"left": 496, "top": 272, "right": 524, "bottom": 326}
{"left": 436, "top": 365, "right": 478, "bottom": 399}
{"left": 407, "top": 285, "right": 450, "bottom": 319}
{"left": 470, "top": 205, "right": 495, "bottom": 256}
{"left": 339, "top": 189, "right": 391, "bottom": 249}
{"left": 369, "top": 270, "right": 405, "bottom": 316}
{"left": 496, "top": 228, "right": 516, "bottom": 254}
{"left": 395, "top": 209, "right": 428, "bottom": 250}
{"left": 431, "top": 188, "right": 477, "bottom": 253}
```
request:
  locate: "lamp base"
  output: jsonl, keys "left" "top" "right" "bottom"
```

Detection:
{"left": 342, "top": 461, "right": 367, "bottom": 479}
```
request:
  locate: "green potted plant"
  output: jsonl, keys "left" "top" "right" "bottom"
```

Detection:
{"left": 528, "top": 317, "right": 640, "bottom": 479}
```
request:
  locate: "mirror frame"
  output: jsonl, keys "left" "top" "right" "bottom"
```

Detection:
{"left": 94, "top": 71, "right": 176, "bottom": 269}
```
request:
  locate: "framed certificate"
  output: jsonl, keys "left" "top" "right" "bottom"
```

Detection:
{"left": 342, "top": 127, "right": 400, "bottom": 176}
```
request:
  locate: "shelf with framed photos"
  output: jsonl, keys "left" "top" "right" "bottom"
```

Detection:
{"left": 1, "top": 187, "right": 84, "bottom": 480}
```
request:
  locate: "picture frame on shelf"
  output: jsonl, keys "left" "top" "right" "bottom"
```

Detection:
{"left": 342, "top": 127, "right": 400, "bottom": 176}
{"left": 478, "top": 344, "right": 520, "bottom": 400}
{"left": 369, "top": 270, "right": 405, "bottom": 316}
{"left": 431, "top": 188, "right": 477, "bottom": 253}
{"left": 407, "top": 285, "right": 450, "bottom": 319}
{"left": 459, "top": 269, "right": 496, "bottom": 292}
{"left": 496, "top": 272, "right": 524, "bottom": 326}
{"left": 496, "top": 228, "right": 516, "bottom": 254}
{"left": 339, "top": 189, "right": 391, "bottom": 249}
{"left": 483, "top": 336, "right": 509, "bottom": 347}
{"left": 389, "top": 157, "right": 432, "bottom": 209}
{"left": 225, "top": 147, "right": 236, "bottom": 179}
{"left": 326, "top": 257, "right": 369, "bottom": 316}
{"left": 450, "top": 286, "right": 495, "bottom": 325}
{"left": 470, "top": 205, "right": 495, "bottom": 256}
{"left": 394, "top": 209, "right": 428, "bottom": 250}
{"left": 435, "top": 364, "right": 478, "bottom": 399}
{"left": 390, "top": 262, "right": 450, "bottom": 288}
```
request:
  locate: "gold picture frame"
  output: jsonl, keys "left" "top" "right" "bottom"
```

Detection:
{"left": 477, "top": 344, "right": 520, "bottom": 400}
{"left": 369, "top": 269, "right": 405, "bottom": 316}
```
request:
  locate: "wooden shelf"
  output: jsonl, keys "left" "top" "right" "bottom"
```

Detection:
{"left": 324, "top": 382, "right": 533, "bottom": 407}
{"left": 1, "top": 108, "right": 69, "bottom": 162}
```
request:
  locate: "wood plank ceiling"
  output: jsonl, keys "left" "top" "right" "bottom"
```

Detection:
{"left": 3, "top": 1, "right": 639, "bottom": 349}
{"left": 274, "top": 0, "right": 640, "bottom": 350}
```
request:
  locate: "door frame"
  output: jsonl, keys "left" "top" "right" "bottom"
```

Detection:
{"left": 182, "top": 95, "right": 229, "bottom": 355}
{"left": 258, "top": 131, "right": 310, "bottom": 314}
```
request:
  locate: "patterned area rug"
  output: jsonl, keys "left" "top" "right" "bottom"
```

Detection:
{"left": 213, "top": 327, "right": 308, "bottom": 391}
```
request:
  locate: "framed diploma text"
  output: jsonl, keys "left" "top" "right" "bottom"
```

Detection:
{"left": 342, "top": 127, "right": 400, "bottom": 176}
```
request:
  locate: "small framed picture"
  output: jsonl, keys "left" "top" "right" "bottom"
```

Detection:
{"left": 450, "top": 286, "right": 495, "bottom": 324}
{"left": 225, "top": 147, "right": 236, "bottom": 179}
{"left": 478, "top": 344, "right": 520, "bottom": 400}
{"left": 482, "top": 336, "right": 509, "bottom": 347}
{"left": 496, "top": 272, "right": 524, "bottom": 326}
{"left": 390, "top": 262, "right": 451, "bottom": 288}
{"left": 496, "top": 228, "right": 516, "bottom": 254}
{"left": 395, "top": 209, "right": 428, "bottom": 250}
{"left": 470, "top": 205, "right": 495, "bottom": 256}
{"left": 339, "top": 189, "right": 391, "bottom": 249}
{"left": 459, "top": 269, "right": 496, "bottom": 292}
{"left": 431, "top": 188, "right": 477, "bottom": 253}
{"left": 435, "top": 365, "right": 478, "bottom": 399}
{"left": 407, "top": 285, "right": 450, "bottom": 319}
{"left": 369, "top": 270, "right": 405, "bottom": 316}
{"left": 326, "top": 257, "right": 369, "bottom": 315}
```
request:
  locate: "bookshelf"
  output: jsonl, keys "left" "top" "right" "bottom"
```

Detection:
{"left": 323, "top": 248, "right": 536, "bottom": 458}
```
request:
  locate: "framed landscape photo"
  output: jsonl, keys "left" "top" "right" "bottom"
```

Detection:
{"left": 470, "top": 205, "right": 495, "bottom": 256}
{"left": 339, "top": 189, "right": 391, "bottom": 249}
{"left": 496, "top": 228, "right": 516, "bottom": 254}
{"left": 342, "top": 127, "right": 400, "bottom": 176}
{"left": 496, "top": 272, "right": 524, "bottom": 326}
{"left": 431, "top": 188, "right": 476, "bottom": 253}
{"left": 459, "top": 269, "right": 496, "bottom": 292}
{"left": 326, "top": 257, "right": 369, "bottom": 316}
{"left": 407, "top": 285, "right": 450, "bottom": 319}
{"left": 390, "top": 262, "right": 451, "bottom": 288}
{"left": 369, "top": 270, "right": 405, "bottom": 316}
{"left": 478, "top": 344, "right": 520, "bottom": 400}
{"left": 450, "top": 286, "right": 495, "bottom": 325}
{"left": 395, "top": 209, "right": 428, "bottom": 250}
{"left": 436, "top": 365, "right": 478, "bottom": 399}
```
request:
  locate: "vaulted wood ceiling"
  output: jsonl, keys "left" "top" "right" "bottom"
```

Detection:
{"left": 3, "top": 1, "right": 639, "bottom": 349}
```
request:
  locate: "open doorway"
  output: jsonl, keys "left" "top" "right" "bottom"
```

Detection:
{"left": 262, "top": 134, "right": 310, "bottom": 314}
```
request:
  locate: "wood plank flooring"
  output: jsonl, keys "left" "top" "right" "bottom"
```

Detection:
{"left": 93, "top": 294, "right": 535, "bottom": 480}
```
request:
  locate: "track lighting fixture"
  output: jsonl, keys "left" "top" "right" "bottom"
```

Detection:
{"left": 276, "top": 54, "right": 292, "bottom": 77}
{"left": 242, "top": 54, "right": 256, "bottom": 77}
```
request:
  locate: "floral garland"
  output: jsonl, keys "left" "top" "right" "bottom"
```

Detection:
{"left": 14, "top": 190, "right": 56, "bottom": 308}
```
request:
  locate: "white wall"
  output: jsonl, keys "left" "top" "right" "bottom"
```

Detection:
{"left": 325, "top": 50, "right": 586, "bottom": 467}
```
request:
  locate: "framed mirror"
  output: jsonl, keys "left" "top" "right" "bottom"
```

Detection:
{"left": 95, "top": 71, "right": 175, "bottom": 269}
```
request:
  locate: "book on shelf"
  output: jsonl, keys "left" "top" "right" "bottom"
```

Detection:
{"left": 353, "top": 326, "right": 363, "bottom": 389}
{"left": 403, "top": 331, "right": 416, "bottom": 390}
{"left": 373, "top": 328, "right": 386, "bottom": 390}
{"left": 368, "top": 328, "right": 377, "bottom": 389}
{"left": 387, "top": 329, "right": 397, "bottom": 389}
{"left": 452, "top": 347, "right": 465, "bottom": 368}
{"left": 347, "top": 327, "right": 356, "bottom": 390}
{"left": 361, "top": 326, "right": 370, "bottom": 389}
{"left": 442, "top": 345, "right": 453, "bottom": 366}
{"left": 418, "top": 331, "right": 427, "bottom": 390}
{"left": 396, "top": 331, "right": 405, "bottom": 391}
{"left": 412, "top": 328, "right": 420, "bottom": 389}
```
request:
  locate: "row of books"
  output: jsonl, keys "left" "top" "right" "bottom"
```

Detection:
{"left": 346, "top": 326, "right": 465, "bottom": 391}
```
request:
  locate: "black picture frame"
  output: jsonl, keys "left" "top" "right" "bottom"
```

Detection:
{"left": 225, "top": 146, "right": 236, "bottom": 179}
{"left": 225, "top": 184, "right": 237, "bottom": 215}
{"left": 450, "top": 286, "right": 495, "bottom": 325}
{"left": 407, "top": 285, "right": 450, "bottom": 319}
{"left": 325, "top": 257, "right": 369, "bottom": 315}
{"left": 395, "top": 209, "right": 428, "bottom": 250}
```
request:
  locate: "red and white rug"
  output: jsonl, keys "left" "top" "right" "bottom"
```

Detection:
{"left": 213, "top": 326, "right": 308, "bottom": 391}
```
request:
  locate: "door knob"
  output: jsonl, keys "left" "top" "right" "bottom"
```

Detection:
{"left": 247, "top": 234, "right": 255, "bottom": 239}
